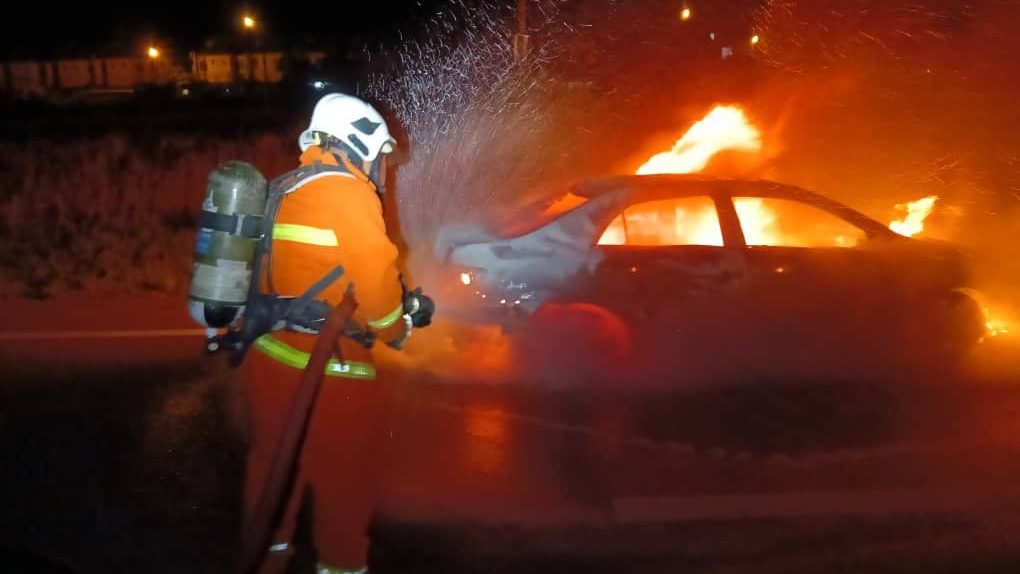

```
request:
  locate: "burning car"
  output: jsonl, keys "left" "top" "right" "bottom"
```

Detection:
{"left": 434, "top": 174, "right": 989, "bottom": 384}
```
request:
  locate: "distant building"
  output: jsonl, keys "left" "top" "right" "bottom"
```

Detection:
{"left": 0, "top": 49, "right": 325, "bottom": 99}
{"left": 191, "top": 53, "right": 235, "bottom": 84}
{"left": 191, "top": 51, "right": 324, "bottom": 84}
{"left": 141, "top": 56, "right": 174, "bottom": 85}
{"left": 56, "top": 59, "right": 92, "bottom": 89}
{"left": 237, "top": 52, "right": 283, "bottom": 83}
{"left": 102, "top": 57, "right": 143, "bottom": 88}
{"left": 2, "top": 61, "right": 46, "bottom": 97}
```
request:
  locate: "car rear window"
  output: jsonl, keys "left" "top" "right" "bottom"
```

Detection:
{"left": 733, "top": 197, "right": 867, "bottom": 248}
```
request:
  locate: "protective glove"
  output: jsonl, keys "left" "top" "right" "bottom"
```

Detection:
{"left": 402, "top": 287, "right": 435, "bottom": 328}
{"left": 384, "top": 314, "right": 413, "bottom": 351}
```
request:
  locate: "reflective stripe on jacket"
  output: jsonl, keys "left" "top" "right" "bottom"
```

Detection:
{"left": 254, "top": 334, "right": 376, "bottom": 380}
{"left": 253, "top": 146, "right": 406, "bottom": 376}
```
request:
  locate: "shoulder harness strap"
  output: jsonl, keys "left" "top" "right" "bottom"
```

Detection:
{"left": 269, "top": 162, "right": 354, "bottom": 197}
{"left": 256, "top": 162, "right": 356, "bottom": 328}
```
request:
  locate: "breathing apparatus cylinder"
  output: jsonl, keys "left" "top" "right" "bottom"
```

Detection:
{"left": 188, "top": 161, "right": 267, "bottom": 329}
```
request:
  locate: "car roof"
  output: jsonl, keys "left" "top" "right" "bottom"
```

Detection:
{"left": 572, "top": 174, "right": 895, "bottom": 236}
{"left": 576, "top": 174, "right": 834, "bottom": 201}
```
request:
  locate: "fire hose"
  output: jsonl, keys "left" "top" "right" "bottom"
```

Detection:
{"left": 234, "top": 293, "right": 361, "bottom": 574}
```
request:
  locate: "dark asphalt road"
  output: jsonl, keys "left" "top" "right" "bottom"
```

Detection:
{"left": 2, "top": 293, "right": 1020, "bottom": 573}
{"left": 3, "top": 340, "right": 1020, "bottom": 574}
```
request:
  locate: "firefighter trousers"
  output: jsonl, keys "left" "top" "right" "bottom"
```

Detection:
{"left": 242, "top": 350, "right": 392, "bottom": 572}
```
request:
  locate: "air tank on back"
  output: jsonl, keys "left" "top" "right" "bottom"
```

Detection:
{"left": 188, "top": 160, "right": 267, "bottom": 330}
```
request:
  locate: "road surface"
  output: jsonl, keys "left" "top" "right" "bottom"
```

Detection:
{"left": 2, "top": 294, "right": 1020, "bottom": 573}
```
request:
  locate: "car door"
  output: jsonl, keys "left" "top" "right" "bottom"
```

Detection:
{"left": 726, "top": 195, "right": 901, "bottom": 368}
{"left": 572, "top": 194, "right": 750, "bottom": 368}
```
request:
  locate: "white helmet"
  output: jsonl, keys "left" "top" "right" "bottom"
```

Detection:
{"left": 298, "top": 93, "right": 396, "bottom": 162}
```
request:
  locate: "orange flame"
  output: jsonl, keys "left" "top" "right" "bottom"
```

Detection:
{"left": 958, "top": 289, "right": 1010, "bottom": 342}
{"left": 985, "top": 314, "right": 1009, "bottom": 338}
{"left": 602, "top": 105, "right": 772, "bottom": 246}
{"left": 889, "top": 195, "right": 938, "bottom": 237}
{"left": 733, "top": 197, "right": 779, "bottom": 245}
{"left": 636, "top": 106, "right": 762, "bottom": 175}
{"left": 983, "top": 304, "right": 1010, "bottom": 339}
{"left": 603, "top": 105, "right": 881, "bottom": 250}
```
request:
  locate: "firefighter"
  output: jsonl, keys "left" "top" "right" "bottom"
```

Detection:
{"left": 242, "top": 93, "right": 428, "bottom": 574}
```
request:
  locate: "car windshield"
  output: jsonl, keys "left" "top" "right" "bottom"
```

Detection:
{"left": 488, "top": 192, "right": 590, "bottom": 237}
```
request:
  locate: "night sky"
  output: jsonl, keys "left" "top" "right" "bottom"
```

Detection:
{"left": 0, "top": 0, "right": 448, "bottom": 57}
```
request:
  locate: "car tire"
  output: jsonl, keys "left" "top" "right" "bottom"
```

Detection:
{"left": 936, "top": 290, "right": 987, "bottom": 355}
{"left": 905, "top": 290, "right": 986, "bottom": 375}
{"left": 514, "top": 302, "right": 634, "bottom": 388}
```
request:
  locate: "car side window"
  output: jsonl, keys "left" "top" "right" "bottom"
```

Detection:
{"left": 733, "top": 197, "right": 868, "bottom": 248}
{"left": 597, "top": 196, "right": 723, "bottom": 247}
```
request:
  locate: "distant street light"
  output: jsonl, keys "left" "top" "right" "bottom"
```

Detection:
{"left": 750, "top": 34, "right": 761, "bottom": 46}
{"left": 680, "top": 6, "right": 692, "bottom": 21}
{"left": 240, "top": 14, "right": 263, "bottom": 83}
{"left": 147, "top": 46, "right": 160, "bottom": 59}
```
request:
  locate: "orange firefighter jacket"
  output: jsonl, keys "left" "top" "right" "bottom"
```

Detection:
{"left": 252, "top": 146, "right": 407, "bottom": 379}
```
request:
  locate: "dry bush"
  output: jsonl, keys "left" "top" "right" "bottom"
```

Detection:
{"left": 0, "top": 133, "right": 294, "bottom": 298}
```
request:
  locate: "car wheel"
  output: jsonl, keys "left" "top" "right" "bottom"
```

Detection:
{"left": 922, "top": 290, "right": 986, "bottom": 370}
{"left": 514, "top": 302, "right": 634, "bottom": 388}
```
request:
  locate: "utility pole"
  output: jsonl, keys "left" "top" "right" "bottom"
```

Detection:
{"left": 513, "top": 0, "right": 530, "bottom": 61}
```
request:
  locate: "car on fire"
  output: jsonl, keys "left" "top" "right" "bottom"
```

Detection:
{"left": 434, "top": 175, "right": 989, "bottom": 383}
